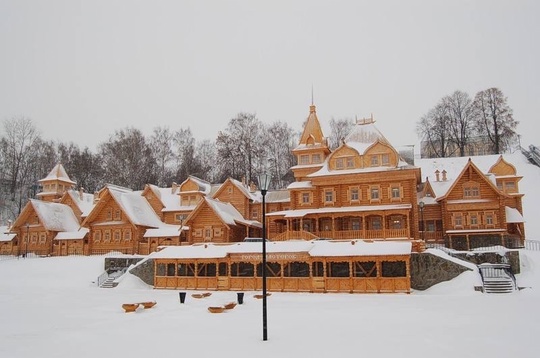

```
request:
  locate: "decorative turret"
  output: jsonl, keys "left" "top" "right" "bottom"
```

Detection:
{"left": 291, "top": 104, "right": 331, "bottom": 180}
{"left": 36, "top": 163, "right": 76, "bottom": 202}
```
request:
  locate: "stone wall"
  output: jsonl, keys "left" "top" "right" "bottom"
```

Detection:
{"left": 452, "top": 250, "right": 520, "bottom": 274}
{"left": 410, "top": 252, "right": 472, "bottom": 291}
{"left": 129, "top": 258, "right": 154, "bottom": 286}
{"left": 104, "top": 257, "right": 144, "bottom": 272}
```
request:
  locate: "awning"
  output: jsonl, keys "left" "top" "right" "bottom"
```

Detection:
{"left": 505, "top": 206, "right": 525, "bottom": 223}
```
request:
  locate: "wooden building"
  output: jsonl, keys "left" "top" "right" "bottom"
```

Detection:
{"left": 416, "top": 155, "right": 525, "bottom": 250}
{"left": 81, "top": 185, "right": 182, "bottom": 255}
{"left": 0, "top": 103, "right": 527, "bottom": 258}
{"left": 266, "top": 106, "right": 423, "bottom": 250}
{"left": 152, "top": 239, "right": 411, "bottom": 294}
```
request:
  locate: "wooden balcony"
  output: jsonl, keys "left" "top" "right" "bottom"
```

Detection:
{"left": 270, "top": 228, "right": 411, "bottom": 242}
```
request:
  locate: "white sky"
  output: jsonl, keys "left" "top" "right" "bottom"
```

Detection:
{"left": 1, "top": 1, "right": 539, "bottom": 151}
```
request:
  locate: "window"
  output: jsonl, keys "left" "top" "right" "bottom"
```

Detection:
{"left": 381, "top": 261, "right": 406, "bottom": 277}
{"left": 300, "top": 155, "right": 309, "bottom": 165}
{"left": 227, "top": 187, "right": 233, "bottom": 194}
{"left": 177, "top": 263, "right": 195, "bottom": 276}
{"left": 470, "top": 214, "right": 478, "bottom": 226}
{"left": 312, "top": 261, "right": 324, "bottom": 277}
{"left": 302, "top": 192, "right": 310, "bottom": 204}
{"left": 485, "top": 213, "right": 494, "bottom": 225}
{"left": 114, "top": 210, "right": 121, "bottom": 220}
{"left": 251, "top": 208, "right": 258, "bottom": 219}
{"left": 104, "top": 230, "right": 111, "bottom": 242}
{"left": 124, "top": 230, "right": 131, "bottom": 241}
{"left": 283, "top": 262, "right": 310, "bottom": 277}
{"left": 350, "top": 188, "right": 359, "bottom": 201}
{"left": 175, "top": 214, "right": 187, "bottom": 223}
{"left": 391, "top": 186, "right": 401, "bottom": 200}
{"left": 197, "top": 263, "right": 217, "bottom": 277}
{"left": 204, "top": 227, "right": 212, "bottom": 241}
{"left": 39, "top": 234, "right": 46, "bottom": 244}
{"left": 312, "top": 154, "right": 321, "bottom": 164}
{"left": 464, "top": 183, "right": 480, "bottom": 198}
{"left": 257, "top": 262, "right": 282, "bottom": 277}
{"left": 381, "top": 154, "right": 390, "bottom": 166}
{"left": 370, "top": 155, "right": 379, "bottom": 166}
{"left": 505, "top": 181, "right": 516, "bottom": 192}
{"left": 354, "top": 261, "right": 377, "bottom": 277}
{"left": 371, "top": 217, "right": 382, "bottom": 230}
{"left": 351, "top": 218, "right": 361, "bottom": 231}
{"left": 106, "top": 209, "right": 112, "bottom": 220}
{"left": 231, "top": 262, "right": 254, "bottom": 277}
{"left": 370, "top": 187, "right": 380, "bottom": 200}
{"left": 336, "top": 158, "right": 344, "bottom": 169}
{"left": 454, "top": 214, "right": 463, "bottom": 227}
{"left": 114, "top": 230, "right": 121, "bottom": 242}
{"left": 324, "top": 190, "right": 334, "bottom": 203}
{"left": 326, "top": 262, "right": 350, "bottom": 277}
{"left": 346, "top": 157, "right": 354, "bottom": 168}
{"left": 94, "top": 231, "right": 101, "bottom": 243}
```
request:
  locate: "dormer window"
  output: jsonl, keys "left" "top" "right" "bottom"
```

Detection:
{"left": 346, "top": 157, "right": 354, "bottom": 168}
{"left": 312, "top": 154, "right": 321, "bottom": 164}
{"left": 381, "top": 154, "right": 390, "bottom": 166}
{"left": 463, "top": 182, "right": 480, "bottom": 198}
{"left": 300, "top": 155, "right": 309, "bottom": 165}
{"left": 370, "top": 156, "right": 379, "bottom": 167}
{"left": 336, "top": 158, "right": 344, "bottom": 169}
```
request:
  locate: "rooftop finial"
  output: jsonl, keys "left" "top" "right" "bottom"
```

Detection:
{"left": 311, "top": 84, "right": 314, "bottom": 105}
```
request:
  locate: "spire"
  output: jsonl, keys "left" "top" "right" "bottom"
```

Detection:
{"left": 298, "top": 103, "right": 325, "bottom": 146}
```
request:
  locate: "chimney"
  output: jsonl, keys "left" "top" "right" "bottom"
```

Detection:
{"left": 442, "top": 170, "right": 447, "bottom": 181}
{"left": 242, "top": 176, "right": 246, "bottom": 186}
{"left": 79, "top": 187, "right": 84, "bottom": 200}
{"left": 93, "top": 191, "right": 99, "bottom": 204}
{"left": 435, "top": 170, "right": 440, "bottom": 182}
{"left": 249, "top": 182, "right": 256, "bottom": 193}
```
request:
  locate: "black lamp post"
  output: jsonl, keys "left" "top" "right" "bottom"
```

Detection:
{"left": 419, "top": 201, "right": 425, "bottom": 242}
{"left": 25, "top": 223, "right": 29, "bottom": 258}
{"left": 258, "top": 172, "right": 271, "bottom": 341}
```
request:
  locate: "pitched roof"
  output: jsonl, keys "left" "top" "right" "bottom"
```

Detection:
{"left": 108, "top": 188, "right": 165, "bottom": 228}
{"left": 295, "top": 105, "right": 328, "bottom": 151}
{"left": 30, "top": 199, "right": 80, "bottom": 232}
{"left": 38, "top": 163, "right": 76, "bottom": 184}
{"left": 202, "top": 197, "right": 261, "bottom": 228}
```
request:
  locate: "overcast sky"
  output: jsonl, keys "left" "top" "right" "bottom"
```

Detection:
{"left": 1, "top": 0, "right": 538, "bottom": 151}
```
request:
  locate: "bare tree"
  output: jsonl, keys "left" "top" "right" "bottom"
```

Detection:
{"left": 444, "top": 90, "right": 476, "bottom": 157}
{"left": 150, "top": 126, "right": 175, "bottom": 186}
{"left": 473, "top": 88, "right": 518, "bottom": 154}
{"left": 329, "top": 117, "right": 354, "bottom": 150}
{"left": 195, "top": 139, "right": 219, "bottom": 183}
{"left": 0, "top": 117, "right": 41, "bottom": 217}
{"left": 266, "top": 121, "right": 297, "bottom": 188}
{"left": 417, "top": 101, "right": 453, "bottom": 158}
{"left": 98, "top": 127, "right": 156, "bottom": 189}
{"left": 216, "top": 113, "right": 267, "bottom": 185}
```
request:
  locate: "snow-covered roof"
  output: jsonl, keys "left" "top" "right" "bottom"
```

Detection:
{"left": 267, "top": 204, "right": 412, "bottom": 218}
{"left": 38, "top": 163, "right": 76, "bottom": 184}
{"left": 108, "top": 188, "right": 166, "bottom": 228}
{"left": 344, "top": 119, "right": 390, "bottom": 145}
{"left": 287, "top": 181, "right": 313, "bottom": 190}
{"left": 66, "top": 190, "right": 95, "bottom": 217}
{"left": 54, "top": 227, "right": 89, "bottom": 240}
{"left": 150, "top": 239, "right": 411, "bottom": 259}
{"left": 505, "top": 206, "right": 525, "bottom": 223}
{"left": 0, "top": 226, "right": 16, "bottom": 242}
{"left": 31, "top": 199, "right": 80, "bottom": 232}
{"left": 205, "top": 197, "right": 261, "bottom": 228}
{"left": 415, "top": 154, "right": 519, "bottom": 199}
{"left": 144, "top": 224, "right": 183, "bottom": 238}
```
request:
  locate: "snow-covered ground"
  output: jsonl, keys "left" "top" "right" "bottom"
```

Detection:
{"left": 1, "top": 249, "right": 540, "bottom": 358}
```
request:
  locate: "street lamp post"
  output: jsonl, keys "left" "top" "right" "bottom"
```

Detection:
{"left": 25, "top": 223, "right": 29, "bottom": 259}
{"left": 258, "top": 172, "right": 271, "bottom": 341}
{"left": 419, "top": 201, "right": 425, "bottom": 242}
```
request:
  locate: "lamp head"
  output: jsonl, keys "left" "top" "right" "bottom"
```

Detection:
{"left": 258, "top": 172, "right": 272, "bottom": 193}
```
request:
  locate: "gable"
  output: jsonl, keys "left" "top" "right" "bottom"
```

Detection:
{"left": 489, "top": 156, "right": 517, "bottom": 176}
{"left": 445, "top": 161, "right": 502, "bottom": 201}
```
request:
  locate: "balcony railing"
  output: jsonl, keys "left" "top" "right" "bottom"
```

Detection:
{"left": 270, "top": 228, "right": 411, "bottom": 241}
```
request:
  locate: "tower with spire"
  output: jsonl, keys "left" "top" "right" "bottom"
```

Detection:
{"left": 291, "top": 104, "right": 331, "bottom": 181}
{"left": 36, "top": 163, "right": 76, "bottom": 202}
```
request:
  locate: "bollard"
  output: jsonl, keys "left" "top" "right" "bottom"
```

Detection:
{"left": 179, "top": 292, "right": 186, "bottom": 303}
{"left": 237, "top": 292, "right": 244, "bottom": 304}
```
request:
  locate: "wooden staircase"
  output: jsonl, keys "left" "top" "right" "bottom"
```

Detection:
{"left": 479, "top": 263, "right": 517, "bottom": 294}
